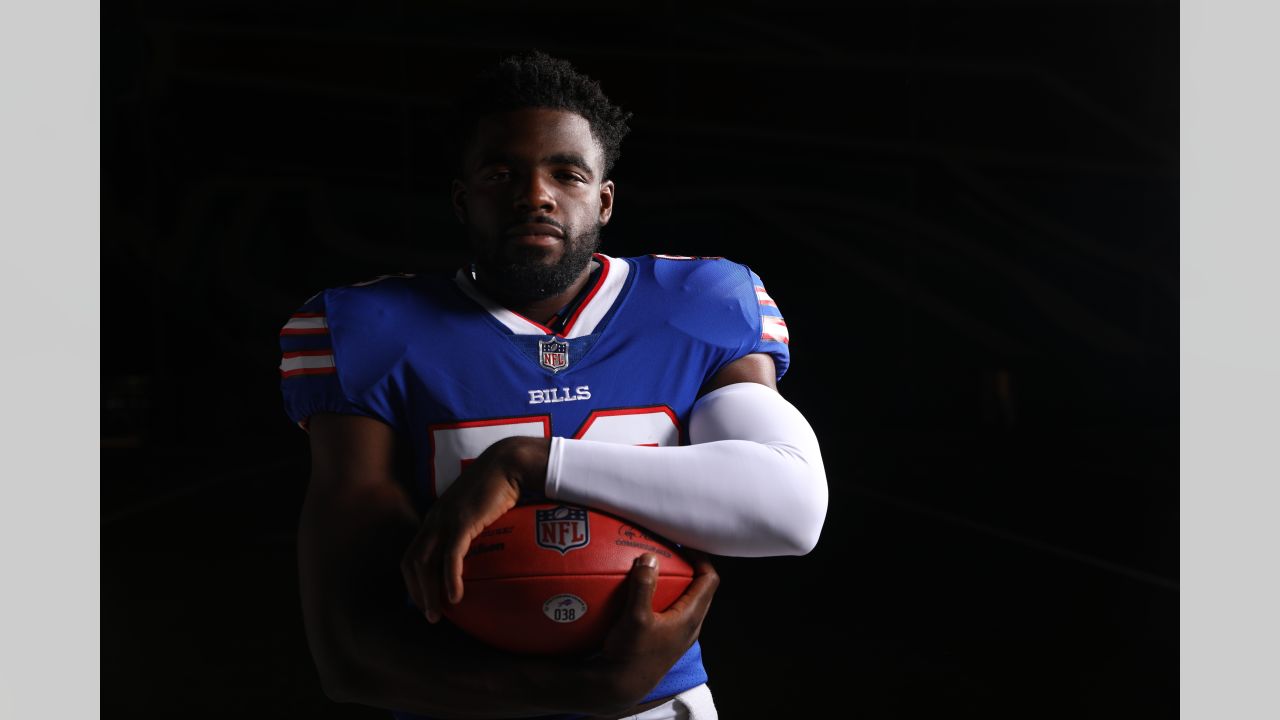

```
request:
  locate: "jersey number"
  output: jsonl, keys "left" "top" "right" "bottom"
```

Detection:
{"left": 428, "top": 407, "right": 680, "bottom": 497}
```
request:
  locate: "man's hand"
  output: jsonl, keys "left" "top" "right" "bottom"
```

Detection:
{"left": 401, "top": 436, "right": 550, "bottom": 624}
{"left": 585, "top": 551, "right": 720, "bottom": 715}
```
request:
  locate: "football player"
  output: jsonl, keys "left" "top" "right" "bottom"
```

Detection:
{"left": 282, "top": 51, "right": 828, "bottom": 720}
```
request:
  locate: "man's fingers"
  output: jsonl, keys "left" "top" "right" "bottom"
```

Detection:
{"left": 660, "top": 555, "right": 719, "bottom": 618}
{"left": 400, "top": 556, "right": 421, "bottom": 612}
{"left": 682, "top": 548, "right": 716, "bottom": 576}
{"left": 684, "top": 566, "right": 720, "bottom": 613}
{"left": 624, "top": 554, "right": 660, "bottom": 620}
{"left": 411, "top": 537, "right": 442, "bottom": 624}
{"left": 419, "top": 574, "right": 439, "bottom": 623}
{"left": 446, "top": 543, "right": 466, "bottom": 605}
{"left": 401, "top": 539, "right": 435, "bottom": 620}
{"left": 424, "top": 554, "right": 446, "bottom": 623}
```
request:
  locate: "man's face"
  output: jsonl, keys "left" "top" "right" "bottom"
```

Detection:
{"left": 452, "top": 108, "right": 615, "bottom": 302}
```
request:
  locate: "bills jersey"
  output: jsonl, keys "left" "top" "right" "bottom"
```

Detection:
{"left": 280, "top": 253, "right": 790, "bottom": 720}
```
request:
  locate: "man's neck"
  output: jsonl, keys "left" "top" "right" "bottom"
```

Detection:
{"left": 475, "top": 259, "right": 599, "bottom": 327}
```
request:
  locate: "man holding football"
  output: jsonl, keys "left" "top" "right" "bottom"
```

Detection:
{"left": 281, "top": 51, "right": 828, "bottom": 720}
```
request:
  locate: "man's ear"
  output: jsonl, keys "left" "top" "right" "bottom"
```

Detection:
{"left": 598, "top": 179, "right": 615, "bottom": 226}
{"left": 451, "top": 179, "right": 467, "bottom": 224}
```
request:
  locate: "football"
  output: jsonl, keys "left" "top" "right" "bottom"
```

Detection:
{"left": 440, "top": 502, "right": 694, "bottom": 655}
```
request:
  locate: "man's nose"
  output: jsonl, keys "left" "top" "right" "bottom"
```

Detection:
{"left": 514, "top": 173, "right": 555, "bottom": 212}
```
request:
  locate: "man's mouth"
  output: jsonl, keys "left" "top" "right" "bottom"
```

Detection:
{"left": 506, "top": 223, "right": 565, "bottom": 244}
{"left": 508, "top": 234, "right": 561, "bottom": 247}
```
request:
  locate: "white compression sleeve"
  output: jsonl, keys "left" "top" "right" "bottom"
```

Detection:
{"left": 545, "top": 382, "right": 828, "bottom": 557}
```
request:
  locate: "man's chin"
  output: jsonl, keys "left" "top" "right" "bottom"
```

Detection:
{"left": 498, "top": 241, "right": 564, "bottom": 267}
{"left": 474, "top": 226, "right": 601, "bottom": 302}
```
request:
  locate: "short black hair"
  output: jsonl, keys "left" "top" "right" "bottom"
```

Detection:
{"left": 452, "top": 51, "right": 633, "bottom": 179}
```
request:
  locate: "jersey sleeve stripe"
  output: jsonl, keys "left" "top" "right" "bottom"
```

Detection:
{"left": 282, "top": 367, "right": 338, "bottom": 378}
{"left": 280, "top": 315, "right": 329, "bottom": 335}
{"left": 280, "top": 351, "right": 336, "bottom": 377}
{"left": 760, "top": 316, "right": 790, "bottom": 344}
{"left": 755, "top": 287, "right": 780, "bottom": 308}
{"left": 745, "top": 269, "right": 790, "bottom": 378}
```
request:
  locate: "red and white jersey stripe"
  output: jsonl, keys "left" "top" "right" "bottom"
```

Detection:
{"left": 280, "top": 313, "right": 329, "bottom": 335}
{"left": 280, "top": 350, "right": 336, "bottom": 378}
{"left": 761, "top": 315, "right": 789, "bottom": 345}
{"left": 755, "top": 286, "right": 778, "bottom": 308}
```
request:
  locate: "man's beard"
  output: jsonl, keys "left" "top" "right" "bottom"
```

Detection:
{"left": 477, "top": 223, "right": 603, "bottom": 303}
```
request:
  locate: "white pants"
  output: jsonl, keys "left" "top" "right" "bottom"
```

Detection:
{"left": 621, "top": 684, "right": 717, "bottom": 720}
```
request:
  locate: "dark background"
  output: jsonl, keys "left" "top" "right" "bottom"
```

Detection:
{"left": 102, "top": 1, "right": 1177, "bottom": 718}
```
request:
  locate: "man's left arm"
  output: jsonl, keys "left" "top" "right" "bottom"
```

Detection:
{"left": 538, "top": 351, "right": 827, "bottom": 557}
{"left": 406, "top": 351, "right": 826, "bottom": 623}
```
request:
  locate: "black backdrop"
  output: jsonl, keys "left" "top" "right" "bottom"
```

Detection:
{"left": 102, "top": 2, "right": 1177, "bottom": 718}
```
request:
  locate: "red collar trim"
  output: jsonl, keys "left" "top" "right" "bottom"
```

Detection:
{"left": 463, "top": 255, "right": 611, "bottom": 338}
{"left": 557, "top": 254, "right": 610, "bottom": 337}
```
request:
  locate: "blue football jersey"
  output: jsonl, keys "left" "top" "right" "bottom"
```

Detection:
{"left": 280, "top": 253, "right": 790, "bottom": 720}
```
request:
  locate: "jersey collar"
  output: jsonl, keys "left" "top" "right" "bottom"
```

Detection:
{"left": 454, "top": 253, "right": 630, "bottom": 338}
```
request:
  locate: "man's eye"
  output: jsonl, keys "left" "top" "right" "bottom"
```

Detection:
{"left": 485, "top": 171, "right": 510, "bottom": 181}
{"left": 557, "top": 172, "right": 585, "bottom": 183}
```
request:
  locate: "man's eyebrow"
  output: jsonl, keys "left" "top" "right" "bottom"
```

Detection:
{"left": 474, "top": 153, "right": 513, "bottom": 170}
{"left": 544, "top": 153, "right": 595, "bottom": 177}
{"left": 476, "top": 152, "right": 595, "bottom": 177}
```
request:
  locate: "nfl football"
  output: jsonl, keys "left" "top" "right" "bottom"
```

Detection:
{"left": 440, "top": 502, "right": 694, "bottom": 655}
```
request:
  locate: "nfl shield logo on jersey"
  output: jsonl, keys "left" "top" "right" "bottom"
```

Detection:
{"left": 539, "top": 338, "right": 570, "bottom": 373}
{"left": 536, "top": 505, "right": 590, "bottom": 555}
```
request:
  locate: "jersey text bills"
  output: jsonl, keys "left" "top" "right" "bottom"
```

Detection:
{"left": 528, "top": 386, "right": 592, "bottom": 405}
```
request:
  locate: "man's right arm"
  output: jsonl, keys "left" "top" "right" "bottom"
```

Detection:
{"left": 298, "top": 412, "right": 715, "bottom": 719}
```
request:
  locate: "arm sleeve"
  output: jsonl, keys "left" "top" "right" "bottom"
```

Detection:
{"left": 544, "top": 382, "right": 828, "bottom": 557}
{"left": 279, "top": 291, "right": 378, "bottom": 431}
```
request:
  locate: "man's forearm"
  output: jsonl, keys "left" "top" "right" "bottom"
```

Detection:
{"left": 545, "top": 382, "right": 828, "bottom": 557}
{"left": 336, "top": 600, "right": 607, "bottom": 719}
{"left": 299, "top": 466, "right": 610, "bottom": 717}
{"left": 336, "top": 583, "right": 690, "bottom": 720}
{"left": 305, "top": 497, "right": 628, "bottom": 720}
